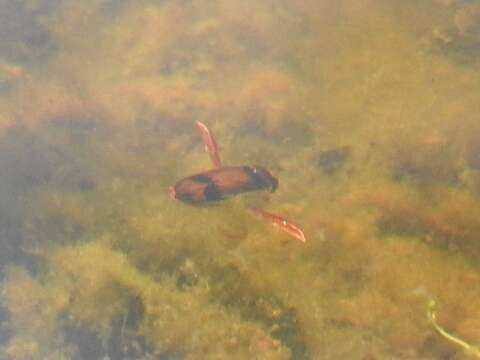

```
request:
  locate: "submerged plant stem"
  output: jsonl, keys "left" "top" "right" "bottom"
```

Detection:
{"left": 427, "top": 300, "right": 480, "bottom": 358}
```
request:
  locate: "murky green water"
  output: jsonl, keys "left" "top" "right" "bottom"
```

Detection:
{"left": 2, "top": 0, "right": 480, "bottom": 359}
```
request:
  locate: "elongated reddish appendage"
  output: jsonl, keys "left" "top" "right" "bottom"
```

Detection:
{"left": 196, "top": 121, "right": 222, "bottom": 168}
{"left": 249, "top": 207, "right": 306, "bottom": 243}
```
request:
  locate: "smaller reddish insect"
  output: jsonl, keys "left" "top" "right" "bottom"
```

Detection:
{"left": 170, "top": 121, "right": 306, "bottom": 243}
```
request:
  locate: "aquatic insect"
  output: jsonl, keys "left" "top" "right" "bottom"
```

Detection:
{"left": 171, "top": 166, "right": 277, "bottom": 203}
{"left": 170, "top": 121, "right": 306, "bottom": 242}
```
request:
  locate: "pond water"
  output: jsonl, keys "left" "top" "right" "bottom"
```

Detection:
{"left": 1, "top": 0, "right": 480, "bottom": 359}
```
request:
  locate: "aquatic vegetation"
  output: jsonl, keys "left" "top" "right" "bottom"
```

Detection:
{"left": 428, "top": 299, "right": 480, "bottom": 358}
{"left": 2, "top": 243, "right": 292, "bottom": 359}
{"left": 1, "top": 268, "right": 72, "bottom": 360}
{"left": 361, "top": 182, "right": 480, "bottom": 264}
{"left": 3, "top": 0, "right": 480, "bottom": 359}
{"left": 454, "top": 4, "right": 480, "bottom": 36}
{"left": 423, "top": 1, "right": 480, "bottom": 65}
{"left": 317, "top": 146, "right": 351, "bottom": 175}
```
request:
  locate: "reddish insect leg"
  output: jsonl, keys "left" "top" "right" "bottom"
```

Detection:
{"left": 196, "top": 121, "right": 222, "bottom": 168}
{"left": 249, "top": 207, "right": 306, "bottom": 243}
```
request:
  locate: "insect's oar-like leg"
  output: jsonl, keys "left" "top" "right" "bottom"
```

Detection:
{"left": 249, "top": 207, "right": 306, "bottom": 243}
{"left": 196, "top": 121, "right": 222, "bottom": 168}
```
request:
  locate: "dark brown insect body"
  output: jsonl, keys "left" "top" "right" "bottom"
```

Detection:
{"left": 170, "top": 121, "right": 305, "bottom": 242}
{"left": 171, "top": 165, "right": 278, "bottom": 203}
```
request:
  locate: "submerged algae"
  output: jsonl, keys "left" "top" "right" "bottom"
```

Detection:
{"left": 2, "top": 243, "right": 291, "bottom": 359}
{"left": 3, "top": 0, "right": 480, "bottom": 359}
